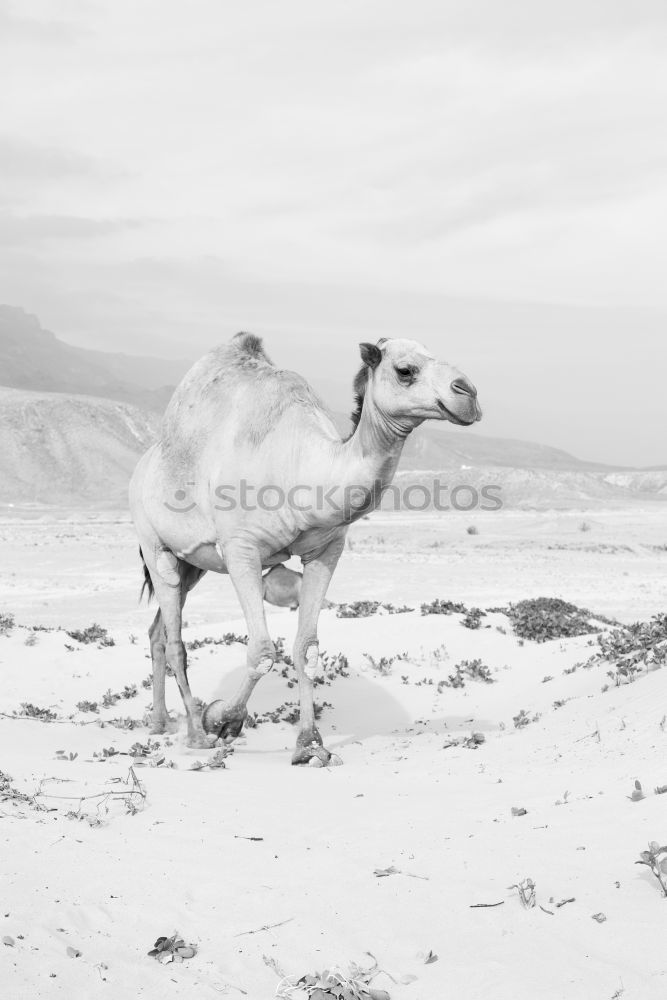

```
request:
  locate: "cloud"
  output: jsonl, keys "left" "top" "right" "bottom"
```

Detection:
{"left": 0, "top": 213, "right": 144, "bottom": 245}
{"left": 0, "top": 1, "right": 82, "bottom": 43}
{"left": 1, "top": 1, "right": 667, "bottom": 464}
{"left": 0, "top": 137, "right": 102, "bottom": 180}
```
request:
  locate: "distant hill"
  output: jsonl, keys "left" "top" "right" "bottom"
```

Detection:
{"left": 0, "top": 388, "right": 158, "bottom": 505}
{"left": 0, "top": 306, "right": 188, "bottom": 412}
{"left": 0, "top": 385, "right": 664, "bottom": 510}
{"left": 390, "top": 466, "right": 667, "bottom": 511}
{"left": 0, "top": 305, "right": 664, "bottom": 510}
{"left": 329, "top": 412, "right": 616, "bottom": 473}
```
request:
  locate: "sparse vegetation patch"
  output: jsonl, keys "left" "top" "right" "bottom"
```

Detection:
{"left": 506, "top": 598, "right": 600, "bottom": 642}
{"left": 17, "top": 702, "right": 58, "bottom": 722}
{"left": 420, "top": 598, "right": 466, "bottom": 616}
{"left": 587, "top": 614, "right": 667, "bottom": 687}
{"left": 363, "top": 652, "right": 408, "bottom": 676}
{"left": 636, "top": 842, "right": 667, "bottom": 897}
{"left": 0, "top": 612, "right": 15, "bottom": 636}
{"left": 186, "top": 632, "right": 248, "bottom": 649}
{"left": 336, "top": 601, "right": 413, "bottom": 618}
{"left": 0, "top": 769, "right": 31, "bottom": 805}
{"left": 246, "top": 700, "right": 332, "bottom": 727}
{"left": 461, "top": 607, "right": 486, "bottom": 630}
{"left": 66, "top": 623, "right": 115, "bottom": 646}
{"left": 336, "top": 600, "right": 381, "bottom": 618}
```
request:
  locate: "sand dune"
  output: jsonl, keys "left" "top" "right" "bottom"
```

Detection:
{"left": 2, "top": 593, "right": 667, "bottom": 998}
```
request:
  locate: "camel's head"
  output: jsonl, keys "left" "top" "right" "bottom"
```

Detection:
{"left": 354, "top": 338, "right": 482, "bottom": 430}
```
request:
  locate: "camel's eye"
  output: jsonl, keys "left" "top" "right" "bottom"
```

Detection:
{"left": 395, "top": 365, "right": 416, "bottom": 383}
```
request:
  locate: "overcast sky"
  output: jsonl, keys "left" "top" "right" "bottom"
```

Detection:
{"left": 2, "top": 0, "right": 666, "bottom": 465}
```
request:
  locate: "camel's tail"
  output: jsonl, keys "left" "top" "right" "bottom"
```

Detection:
{"left": 138, "top": 548, "right": 206, "bottom": 604}
{"left": 139, "top": 547, "right": 155, "bottom": 604}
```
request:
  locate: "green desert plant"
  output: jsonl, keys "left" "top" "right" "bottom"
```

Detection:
{"left": 0, "top": 769, "right": 31, "bottom": 804}
{"left": 276, "top": 957, "right": 391, "bottom": 1000}
{"left": 246, "top": 700, "right": 332, "bottom": 728}
{"left": 336, "top": 600, "right": 380, "bottom": 618}
{"left": 278, "top": 650, "right": 350, "bottom": 688}
{"left": 148, "top": 933, "right": 197, "bottom": 963}
{"left": 507, "top": 598, "right": 598, "bottom": 643}
{"left": 513, "top": 709, "right": 540, "bottom": 729}
{"left": 66, "top": 623, "right": 115, "bottom": 646}
{"left": 420, "top": 598, "right": 466, "bottom": 616}
{"left": 0, "top": 612, "right": 15, "bottom": 636}
{"left": 76, "top": 700, "right": 99, "bottom": 714}
{"left": 461, "top": 607, "right": 486, "bottom": 630}
{"left": 338, "top": 600, "right": 413, "bottom": 615}
{"left": 588, "top": 614, "right": 667, "bottom": 687}
{"left": 636, "top": 842, "right": 667, "bottom": 897}
{"left": 18, "top": 703, "right": 57, "bottom": 722}
{"left": 363, "top": 652, "right": 408, "bottom": 676}
{"left": 186, "top": 632, "right": 248, "bottom": 649}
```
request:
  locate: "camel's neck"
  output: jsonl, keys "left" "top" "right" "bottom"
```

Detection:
{"left": 333, "top": 399, "right": 418, "bottom": 515}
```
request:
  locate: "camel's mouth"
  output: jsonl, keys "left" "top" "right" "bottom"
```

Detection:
{"left": 436, "top": 400, "right": 478, "bottom": 426}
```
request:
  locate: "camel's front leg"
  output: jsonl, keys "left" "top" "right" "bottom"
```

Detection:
{"left": 201, "top": 540, "right": 275, "bottom": 743}
{"left": 292, "top": 534, "right": 345, "bottom": 766}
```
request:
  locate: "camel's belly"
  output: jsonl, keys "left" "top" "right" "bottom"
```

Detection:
{"left": 174, "top": 541, "right": 293, "bottom": 573}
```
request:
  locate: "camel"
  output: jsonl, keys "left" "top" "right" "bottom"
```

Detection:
{"left": 129, "top": 332, "right": 481, "bottom": 764}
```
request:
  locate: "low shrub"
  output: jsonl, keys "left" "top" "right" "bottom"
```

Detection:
{"left": 589, "top": 614, "right": 667, "bottom": 687}
{"left": 420, "top": 598, "right": 466, "bottom": 616}
{"left": 66, "top": 623, "right": 115, "bottom": 646}
{"left": 18, "top": 703, "right": 57, "bottom": 722}
{"left": 462, "top": 607, "right": 486, "bottom": 630}
{"left": 76, "top": 700, "right": 99, "bottom": 714}
{"left": 246, "top": 700, "right": 332, "bottom": 727}
{"left": 507, "top": 598, "right": 598, "bottom": 642}
{"left": 186, "top": 632, "right": 248, "bottom": 649}
{"left": 0, "top": 613, "right": 15, "bottom": 636}
{"left": 336, "top": 601, "right": 380, "bottom": 618}
{"left": 363, "top": 652, "right": 408, "bottom": 676}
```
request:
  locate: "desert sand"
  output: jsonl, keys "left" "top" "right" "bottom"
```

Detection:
{"left": 2, "top": 508, "right": 667, "bottom": 999}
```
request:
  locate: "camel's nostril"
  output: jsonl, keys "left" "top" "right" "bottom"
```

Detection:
{"left": 451, "top": 376, "right": 477, "bottom": 398}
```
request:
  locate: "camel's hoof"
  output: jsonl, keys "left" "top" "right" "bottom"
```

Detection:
{"left": 186, "top": 733, "right": 217, "bottom": 749}
{"left": 201, "top": 700, "right": 248, "bottom": 743}
{"left": 292, "top": 744, "right": 332, "bottom": 767}
{"left": 150, "top": 715, "right": 177, "bottom": 736}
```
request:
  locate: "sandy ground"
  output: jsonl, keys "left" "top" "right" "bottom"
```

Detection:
{"left": 1, "top": 507, "right": 666, "bottom": 628}
{"left": 1, "top": 508, "right": 667, "bottom": 999}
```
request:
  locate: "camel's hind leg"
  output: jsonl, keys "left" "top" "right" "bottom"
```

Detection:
{"left": 148, "top": 563, "right": 206, "bottom": 734}
{"left": 148, "top": 609, "right": 169, "bottom": 734}
{"left": 143, "top": 550, "right": 211, "bottom": 747}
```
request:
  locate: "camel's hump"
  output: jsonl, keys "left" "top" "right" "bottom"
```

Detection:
{"left": 159, "top": 331, "right": 334, "bottom": 453}
{"left": 232, "top": 331, "right": 273, "bottom": 365}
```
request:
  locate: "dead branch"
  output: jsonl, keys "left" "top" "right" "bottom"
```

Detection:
{"left": 234, "top": 918, "right": 294, "bottom": 938}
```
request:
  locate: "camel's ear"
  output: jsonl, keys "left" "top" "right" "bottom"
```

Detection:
{"left": 359, "top": 342, "right": 382, "bottom": 369}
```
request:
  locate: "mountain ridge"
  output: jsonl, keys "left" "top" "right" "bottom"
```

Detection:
{"left": 1, "top": 305, "right": 664, "bottom": 510}
{"left": 0, "top": 305, "right": 188, "bottom": 412}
